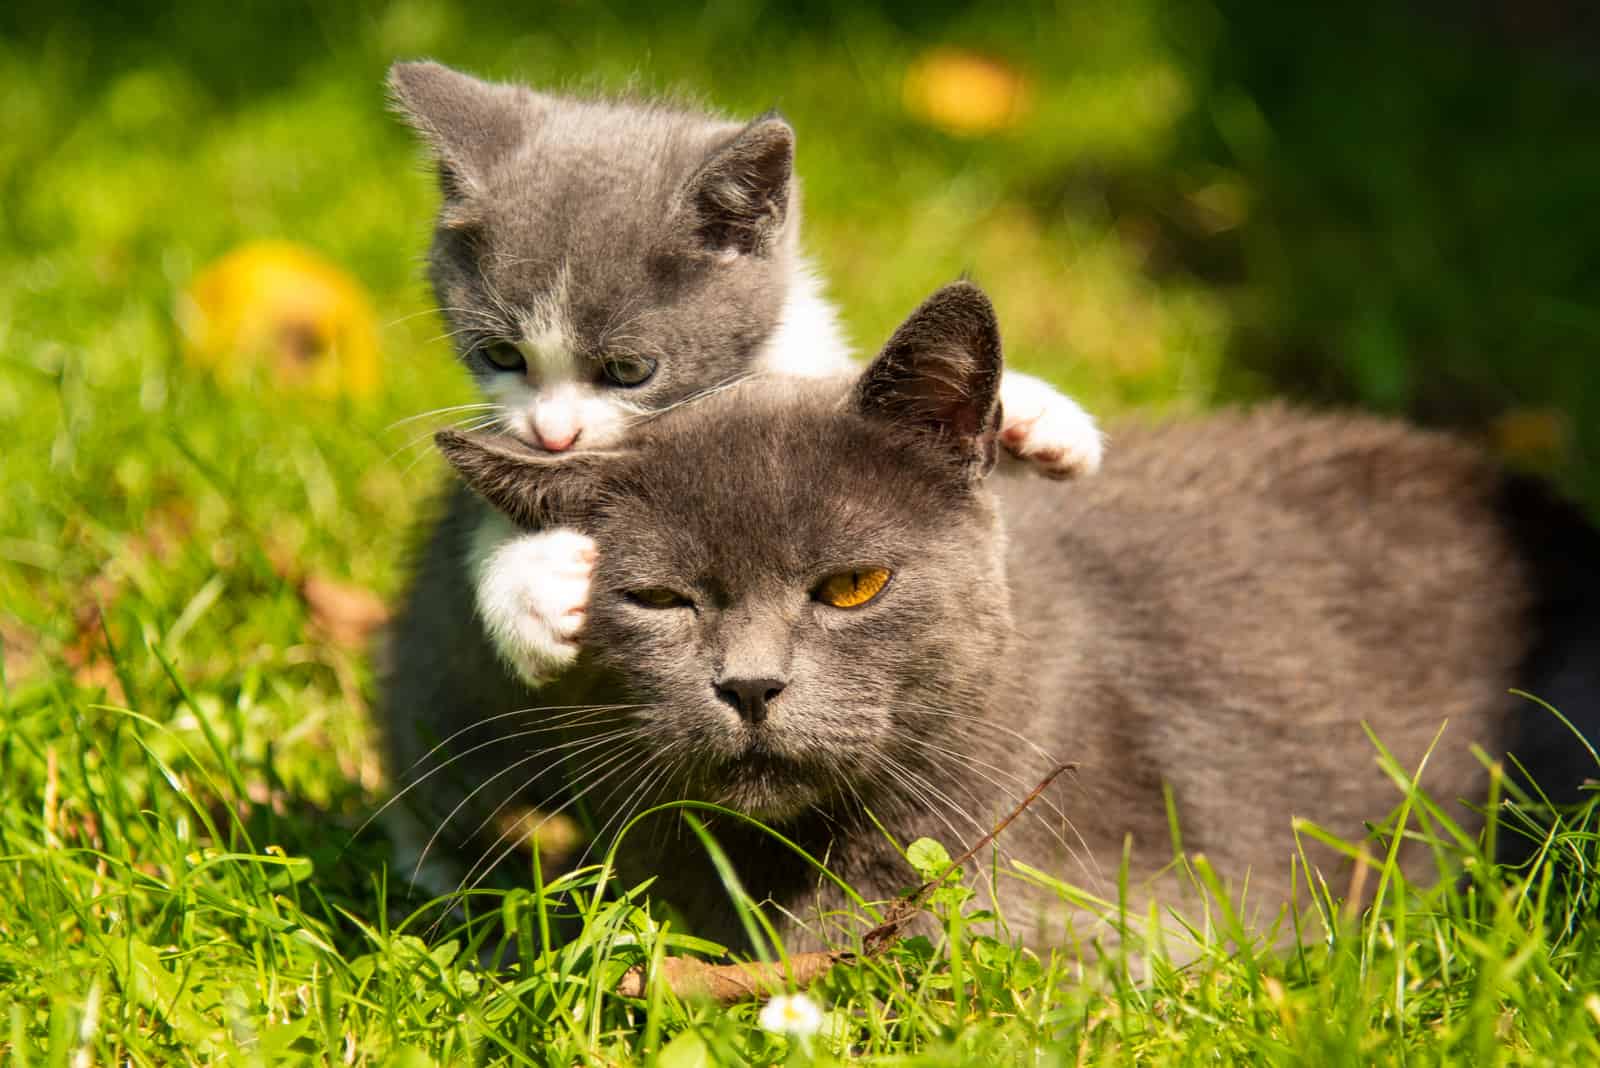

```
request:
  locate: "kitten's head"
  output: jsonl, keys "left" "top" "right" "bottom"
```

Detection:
{"left": 439, "top": 282, "right": 1010, "bottom": 823}
{"left": 390, "top": 61, "right": 799, "bottom": 452}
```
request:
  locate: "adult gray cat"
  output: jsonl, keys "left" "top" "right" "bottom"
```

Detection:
{"left": 387, "top": 282, "right": 1600, "bottom": 951}
{"left": 387, "top": 61, "right": 1103, "bottom": 694}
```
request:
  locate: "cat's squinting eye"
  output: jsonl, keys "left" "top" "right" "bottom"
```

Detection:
{"left": 628, "top": 587, "right": 694, "bottom": 610}
{"left": 483, "top": 343, "right": 526, "bottom": 372}
{"left": 601, "top": 355, "right": 657, "bottom": 387}
{"left": 814, "top": 567, "right": 892, "bottom": 609}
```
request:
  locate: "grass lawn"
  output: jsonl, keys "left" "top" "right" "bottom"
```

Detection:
{"left": 4, "top": 1, "right": 1599, "bottom": 1062}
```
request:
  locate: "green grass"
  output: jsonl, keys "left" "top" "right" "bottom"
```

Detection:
{"left": 5, "top": 0, "right": 1600, "bottom": 1062}
{"left": 7, "top": 668, "right": 1600, "bottom": 1065}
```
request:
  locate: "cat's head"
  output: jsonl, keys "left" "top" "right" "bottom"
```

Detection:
{"left": 438, "top": 282, "right": 1011, "bottom": 823}
{"left": 390, "top": 61, "right": 799, "bottom": 453}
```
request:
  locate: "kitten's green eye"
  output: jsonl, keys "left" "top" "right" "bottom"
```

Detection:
{"left": 814, "top": 567, "right": 892, "bottom": 609}
{"left": 483, "top": 343, "right": 526, "bottom": 372}
{"left": 628, "top": 587, "right": 693, "bottom": 610}
{"left": 601, "top": 355, "right": 657, "bottom": 387}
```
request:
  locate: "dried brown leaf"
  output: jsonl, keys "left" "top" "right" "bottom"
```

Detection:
{"left": 302, "top": 574, "right": 390, "bottom": 648}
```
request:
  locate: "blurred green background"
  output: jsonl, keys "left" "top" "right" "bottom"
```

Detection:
{"left": 8, "top": 0, "right": 1599, "bottom": 443}
{"left": 3, "top": 0, "right": 1598, "bottom": 735}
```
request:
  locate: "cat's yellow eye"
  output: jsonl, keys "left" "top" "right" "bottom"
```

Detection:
{"left": 814, "top": 567, "right": 892, "bottom": 609}
{"left": 628, "top": 587, "right": 693, "bottom": 609}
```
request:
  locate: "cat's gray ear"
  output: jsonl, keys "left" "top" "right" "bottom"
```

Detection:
{"left": 676, "top": 115, "right": 794, "bottom": 257}
{"left": 435, "top": 430, "right": 598, "bottom": 528}
{"left": 856, "top": 282, "right": 1004, "bottom": 478}
{"left": 388, "top": 61, "right": 537, "bottom": 219}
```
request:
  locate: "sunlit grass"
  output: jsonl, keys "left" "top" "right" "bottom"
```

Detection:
{"left": 5, "top": 639, "right": 1599, "bottom": 1063}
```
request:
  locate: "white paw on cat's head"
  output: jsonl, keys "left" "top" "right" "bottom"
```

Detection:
{"left": 469, "top": 517, "right": 596, "bottom": 687}
{"left": 437, "top": 282, "right": 1013, "bottom": 824}
{"left": 997, "top": 370, "right": 1105, "bottom": 480}
{"left": 388, "top": 60, "right": 804, "bottom": 453}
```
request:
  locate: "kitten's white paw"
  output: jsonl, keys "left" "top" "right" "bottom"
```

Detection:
{"left": 997, "top": 371, "right": 1104, "bottom": 480}
{"left": 473, "top": 526, "right": 596, "bottom": 687}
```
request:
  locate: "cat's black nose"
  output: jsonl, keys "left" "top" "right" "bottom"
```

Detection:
{"left": 715, "top": 677, "right": 786, "bottom": 724}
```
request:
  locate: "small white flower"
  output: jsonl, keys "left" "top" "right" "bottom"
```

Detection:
{"left": 758, "top": 992, "right": 824, "bottom": 1036}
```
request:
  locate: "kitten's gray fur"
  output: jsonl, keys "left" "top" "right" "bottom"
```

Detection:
{"left": 384, "top": 281, "right": 1600, "bottom": 951}
{"left": 389, "top": 60, "right": 803, "bottom": 400}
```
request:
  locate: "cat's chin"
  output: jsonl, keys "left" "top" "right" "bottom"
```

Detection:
{"left": 723, "top": 794, "right": 814, "bottom": 825}
{"left": 706, "top": 754, "right": 828, "bottom": 825}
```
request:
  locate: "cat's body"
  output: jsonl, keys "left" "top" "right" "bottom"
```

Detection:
{"left": 386, "top": 283, "right": 1600, "bottom": 952}
{"left": 387, "top": 61, "right": 1104, "bottom": 691}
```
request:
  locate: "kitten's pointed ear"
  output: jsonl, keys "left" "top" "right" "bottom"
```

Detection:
{"left": 856, "top": 282, "right": 1004, "bottom": 478}
{"left": 388, "top": 61, "right": 536, "bottom": 215}
{"left": 678, "top": 115, "right": 794, "bottom": 257}
{"left": 435, "top": 430, "right": 595, "bottom": 528}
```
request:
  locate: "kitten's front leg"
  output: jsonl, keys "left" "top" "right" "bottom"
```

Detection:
{"left": 471, "top": 516, "right": 594, "bottom": 687}
{"left": 997, "top": 371, "right": 1104, "bottom": 480}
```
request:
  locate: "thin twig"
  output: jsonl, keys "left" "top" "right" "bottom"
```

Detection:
{"left": 862, "top": 761, "right": 1077, "bottom": 954}
{"left": 614, "top": 761, "right": 1077, "bottom": 1002}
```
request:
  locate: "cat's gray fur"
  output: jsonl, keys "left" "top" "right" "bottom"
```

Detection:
{"left": 384, "top": 282, "right": 1600, "bottom": 951}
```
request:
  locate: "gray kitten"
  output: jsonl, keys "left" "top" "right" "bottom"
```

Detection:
{"left": 388, "top": 282, "right": 1599, "bottom": 951}
{"left": 386, "top": 61, "right": 1104, "bottom": 695}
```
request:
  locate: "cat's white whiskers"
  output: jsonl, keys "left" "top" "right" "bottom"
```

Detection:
{"left": 423, "top": 323, "right": 496, "bottom": 348}
{"left": 419, "top": 741, "right": 648, "bottom": 941}
{"left": 358, "top": 704, "right": 635, "bottom": 844}
{"left": 430, "top": 304, "right": 506, "bottom": 324}
{"left": 834, "top": 765, "right": 875, "bottom": 833}
{"left": 399, "top": 720, "right": 639, "bottom": 859}
{"left": 813, "top": 761, "right": 857, "bottom": 823}
{"left": 388, "top": 716, "right": 623, "bottom": 829}
{"left": 474, "top": 265, "right": 527, "bottom": 340}
{"left": 400, "top": 702, "right": 645, "bottom": 777}
{"left": 435, "top": 725, "right": 647, "bottom": 865}
{"left": 896, "top": 734, "right": 1105, "bottom": 893}
{"left": 570, "top": 752, "right": 681, "bottom": 875}
{"left": 420, "top": 302, "right": 520, "bottom": 344}
{"left": 932, "top": 752, "right": 1102, "bottom": 893}
{"left": 901, "top": 705, "right": 1067, "bottom": 768}
{"left": 385, "top": 307, "right": 449, "bottom": 329}
{"left": 876, "top": 753, "right": 993, "bottom": 846}
{"left": 392, "top": 305, "right": 507, "bottom": 337}
{"left": 387, "top": 410, "right": 511, "bottom": 467}
{"left": 390, "top": 409, "right": 522, "bottom": 475}
{"left": 458, "top": 415, "right": 510, "bottom": 434}
{"left": 873, "top": 754, "right": 1005, "bottom": 905}
{"left": 894, "top": 706, "right": 1085, "bottom": 822}
{"left": 624, "top": 371, "right": 765, "bottom": 427}
{"left": 454, "top": 739, "right": 650, "bottom": 898}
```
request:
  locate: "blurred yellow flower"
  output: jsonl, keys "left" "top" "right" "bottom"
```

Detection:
{"left": 903, "top": 48, "right": 1030, "bottom": 136}
{"left": 177, "top": 240, "right": 381, "bottom": 398}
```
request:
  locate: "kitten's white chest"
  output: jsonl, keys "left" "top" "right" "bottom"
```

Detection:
{"left": 753, "top": 266, "right": 855, "bottom": 378}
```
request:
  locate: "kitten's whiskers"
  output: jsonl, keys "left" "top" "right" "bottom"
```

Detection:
{"left": 386, "top": 403, "right": 503, "bottom": 432}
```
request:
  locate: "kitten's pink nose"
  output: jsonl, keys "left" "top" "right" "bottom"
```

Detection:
{"left": 537, "top": 428, "right": 580, "bottom": 452}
